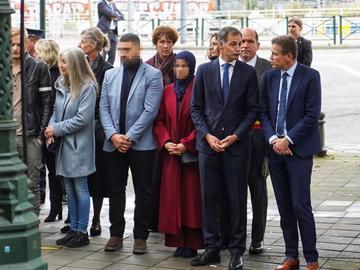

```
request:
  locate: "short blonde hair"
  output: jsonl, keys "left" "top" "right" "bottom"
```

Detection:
{"left": 60, "top": 47, "right": 98, "bottom": 98}
{"left": 35, "top": 39, "right": 59, "bottom": 68}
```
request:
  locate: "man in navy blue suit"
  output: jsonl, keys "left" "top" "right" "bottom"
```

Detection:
{"left": 190, "top": 26, "right": 259, "bottom": 270}
{"left": 260, "top": 35, "right": 321, "bottom": 270}
{"left": 97, "top": 0, "right": 124, "bottom": 64}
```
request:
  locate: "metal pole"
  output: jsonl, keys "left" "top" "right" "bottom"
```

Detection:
{"left": 180, "top": 0, "right": 187, "bottom": 44}
{"left": 20, "top": 0, "right": 27, "bottom": 165}
{"left": 127, "top": 0, "right": 134, "bottom": 32}
{"left": 0, "top": 0, "right": 47, "bottom": 268}
{"left": 39, "top": 0, "right": 45, "bottom": 33}
{"left": 333, "top": 15, "right": 336, "bottom": 45}
{"left": 339, "top": 15, "right": 343, "bottom": 45}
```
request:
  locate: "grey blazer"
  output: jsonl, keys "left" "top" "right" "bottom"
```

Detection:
{"left": 50, "top": 78, "right": 96, "bottom": 178}
{"left": 99, "top": 61, "right": 163, "bottom": 152}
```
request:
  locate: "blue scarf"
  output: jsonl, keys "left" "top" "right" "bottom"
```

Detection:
{"left": 173, "top": 51, "right": 196, "bottom": 101}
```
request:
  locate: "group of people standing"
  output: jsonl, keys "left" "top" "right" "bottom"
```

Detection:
{"left": 12, "top": 7, "right": 320, "bottom": 269}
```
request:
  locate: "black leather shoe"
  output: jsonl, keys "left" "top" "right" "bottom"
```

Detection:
{"left": 191, "top": 248, "right": 220, "bottom": 266}
{"left": 228, "top": 255, "right": 243, "bottom": 270}
{"left": 249, "top": 241, "right": 264, "bottom": 255}
{"left": 173, "top": 247, "right": 185, "bottom": 257}
{"left": 90, "top": 222, "right": 102, "bottom": 237}
{"left": 60, "top": 224, "right": 71, "bottom": 234}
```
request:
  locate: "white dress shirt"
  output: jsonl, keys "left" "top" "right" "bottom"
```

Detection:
{"left": 269, "top": 61, "right": 298, "bottom": 145}
{"left": 240, "top": 55, "right": 257, "bottom": 67}
{"left": 105, "top": 0, "right": 117, "bottom": 30}
{"left": 218, "top": 57, "right": 237, "bottom": 89}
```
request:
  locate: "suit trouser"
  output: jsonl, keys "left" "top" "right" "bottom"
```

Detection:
{"left": 248, "top": 129, "right": 268, "bottom": 243}
{"left": 199, "top": 150, "right": 248, "bottom": 256}
{"left": 105, "top": 148, "right": 155, "bottom": 240}
{"left": 16, "top": 136, "right": 42, "bottom": 215}
{"left": 103, "top": 34, "right": 117, "bottom": 65}
{"left": 268, "top": 151, "right": 318, "bottom": 263}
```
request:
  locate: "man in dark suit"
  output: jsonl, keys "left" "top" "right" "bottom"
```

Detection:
{"left": 190, "top": 26, "right": 259, "bottom": 270}
{"left": 97, "top": 0, "right": 124, "bottom": 64}
{"left": 260, "top": 35, "right": 321, "bottom": 270}
{"left": 240, "top": 28, "right": 272, "bottom": 255}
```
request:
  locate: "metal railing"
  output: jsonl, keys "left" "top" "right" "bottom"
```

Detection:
{"left": 339, "top": 15, "right": 360, "bottom": 44}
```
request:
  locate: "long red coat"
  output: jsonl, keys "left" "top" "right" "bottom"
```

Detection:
{"left": 154, "top": 79, "right": 202, "bottom": 234}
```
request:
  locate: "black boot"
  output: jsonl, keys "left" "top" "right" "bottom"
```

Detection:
{"left": 44, "top": 208, "right": 62, "bottom": 222}
{"left": 90, "top": 220, "right": 102, "bottom": 237}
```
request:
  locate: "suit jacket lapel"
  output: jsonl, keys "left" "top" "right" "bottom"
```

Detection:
{"left": 287, "top": 64, "right": 303, "bottom": 109}
{"left": 212, "top": 59, "right": 224, "bottom": 105}
{"left": 226, "top": 61, "right": 245, "bottom": 107}
{"left": 127, "top": 62, "right": 145, "bottom": 104}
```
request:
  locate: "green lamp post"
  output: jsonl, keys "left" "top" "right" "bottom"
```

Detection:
{"left": 0, "top": 0, "right": 47, "bottom": 269}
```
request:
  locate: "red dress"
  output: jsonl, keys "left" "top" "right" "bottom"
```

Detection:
{"left": 154, "top": 79, "right": 204, "bottom": 249}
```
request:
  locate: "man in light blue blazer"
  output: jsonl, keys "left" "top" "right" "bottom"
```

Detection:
{"left": 100, "top": 33, "right": 163, "bottom": 254}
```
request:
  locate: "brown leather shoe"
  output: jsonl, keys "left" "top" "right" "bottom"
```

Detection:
{"left": 104, "top": 236, "right": 123, "bottom": 251}
{"left": 133, "top": 239, "right": 147, "bottom": 254}
{"left": 276, "top": 258, "right": 300, "bottom": 270}
{"left": 306, "top": 261, "right": 320, "bottom": 270}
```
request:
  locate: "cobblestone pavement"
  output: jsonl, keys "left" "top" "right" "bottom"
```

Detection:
{"left": 39, "top": 153, "right": 360, "bottom": 270}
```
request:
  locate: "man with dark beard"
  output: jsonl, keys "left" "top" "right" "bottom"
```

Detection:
{"left": 99, "top": 33, "right": 163, "bottom": 254}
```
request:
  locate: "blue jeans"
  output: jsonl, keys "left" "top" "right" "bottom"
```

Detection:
{"left": 64, "top": 177, "right": 90, "bottom": 233}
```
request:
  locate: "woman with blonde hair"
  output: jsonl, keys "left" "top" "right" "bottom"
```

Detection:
{"left": 79, "top": 26, "right": 113, "bottom": 236}
{"left": 44, "top": 47, "right": 97, "bottom": 248}
{"left": 34, "top": 39, "right": 63, "bottom": 223}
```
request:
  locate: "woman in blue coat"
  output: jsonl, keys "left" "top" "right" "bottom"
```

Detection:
{"left": 45, "top": 47, "right": 97, "bottom": 248}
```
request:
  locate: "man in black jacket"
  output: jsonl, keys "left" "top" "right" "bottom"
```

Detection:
{"left": 11, "top": 27, "right": 52, "bottom": 215}
{"left": 240, "top": 28, "right": 272, "bottom": 255}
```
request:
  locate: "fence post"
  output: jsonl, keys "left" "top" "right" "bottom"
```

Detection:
{"left": 285, "top": 16, "right": 289, "bottom": 34}
{"left": 152, "top": 19, "right": 155, "bottom": 31}
{"left": 339, "top": 15, "right": 343, "bottom": 45}
{"left": 195, "top": 18, "right": 199, "bottom": 46}
{"left": 333, "top": 15, "right": 336, "bottom": 45}
{"left": 245, "top": 17, "right": 249, "bottom": 27}
{"left": 241, "top": 17, "right": 244, "bottom": 29}
{"left": 201, "top": 18, "right": 205, "bottom": 46}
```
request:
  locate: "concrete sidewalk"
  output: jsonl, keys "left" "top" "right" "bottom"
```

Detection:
{"left": 39, "top": 153, "right": 360, "bottom": 270}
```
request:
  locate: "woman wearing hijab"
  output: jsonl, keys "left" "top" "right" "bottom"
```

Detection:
{"left": 154, "top": 51, "right": 204, "bottom": 258}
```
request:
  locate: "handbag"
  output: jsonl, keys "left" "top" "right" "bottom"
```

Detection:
{"left": 47, "top": 137, "right": 61, "bottom": 153}
{"left": 47, "top": 97, "right": 70, "bottom": 153}
{"left": 181, "top": 151, "right": 198, "bottom": 164}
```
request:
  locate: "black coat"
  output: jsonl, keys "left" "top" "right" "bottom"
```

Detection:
{"left": 297, "top": 36, "right": 312, "bottom": 67}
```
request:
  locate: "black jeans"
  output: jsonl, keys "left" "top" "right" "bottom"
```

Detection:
{"left": 105, "top": 148, "right": 156, "bottom": 240}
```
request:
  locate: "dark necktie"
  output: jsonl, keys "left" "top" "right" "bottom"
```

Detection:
{"left": 276, "top": 72, "right": 289, "bottom": 136}
{"left": 223, "top": 63, "right": 230, "bottom": 103}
